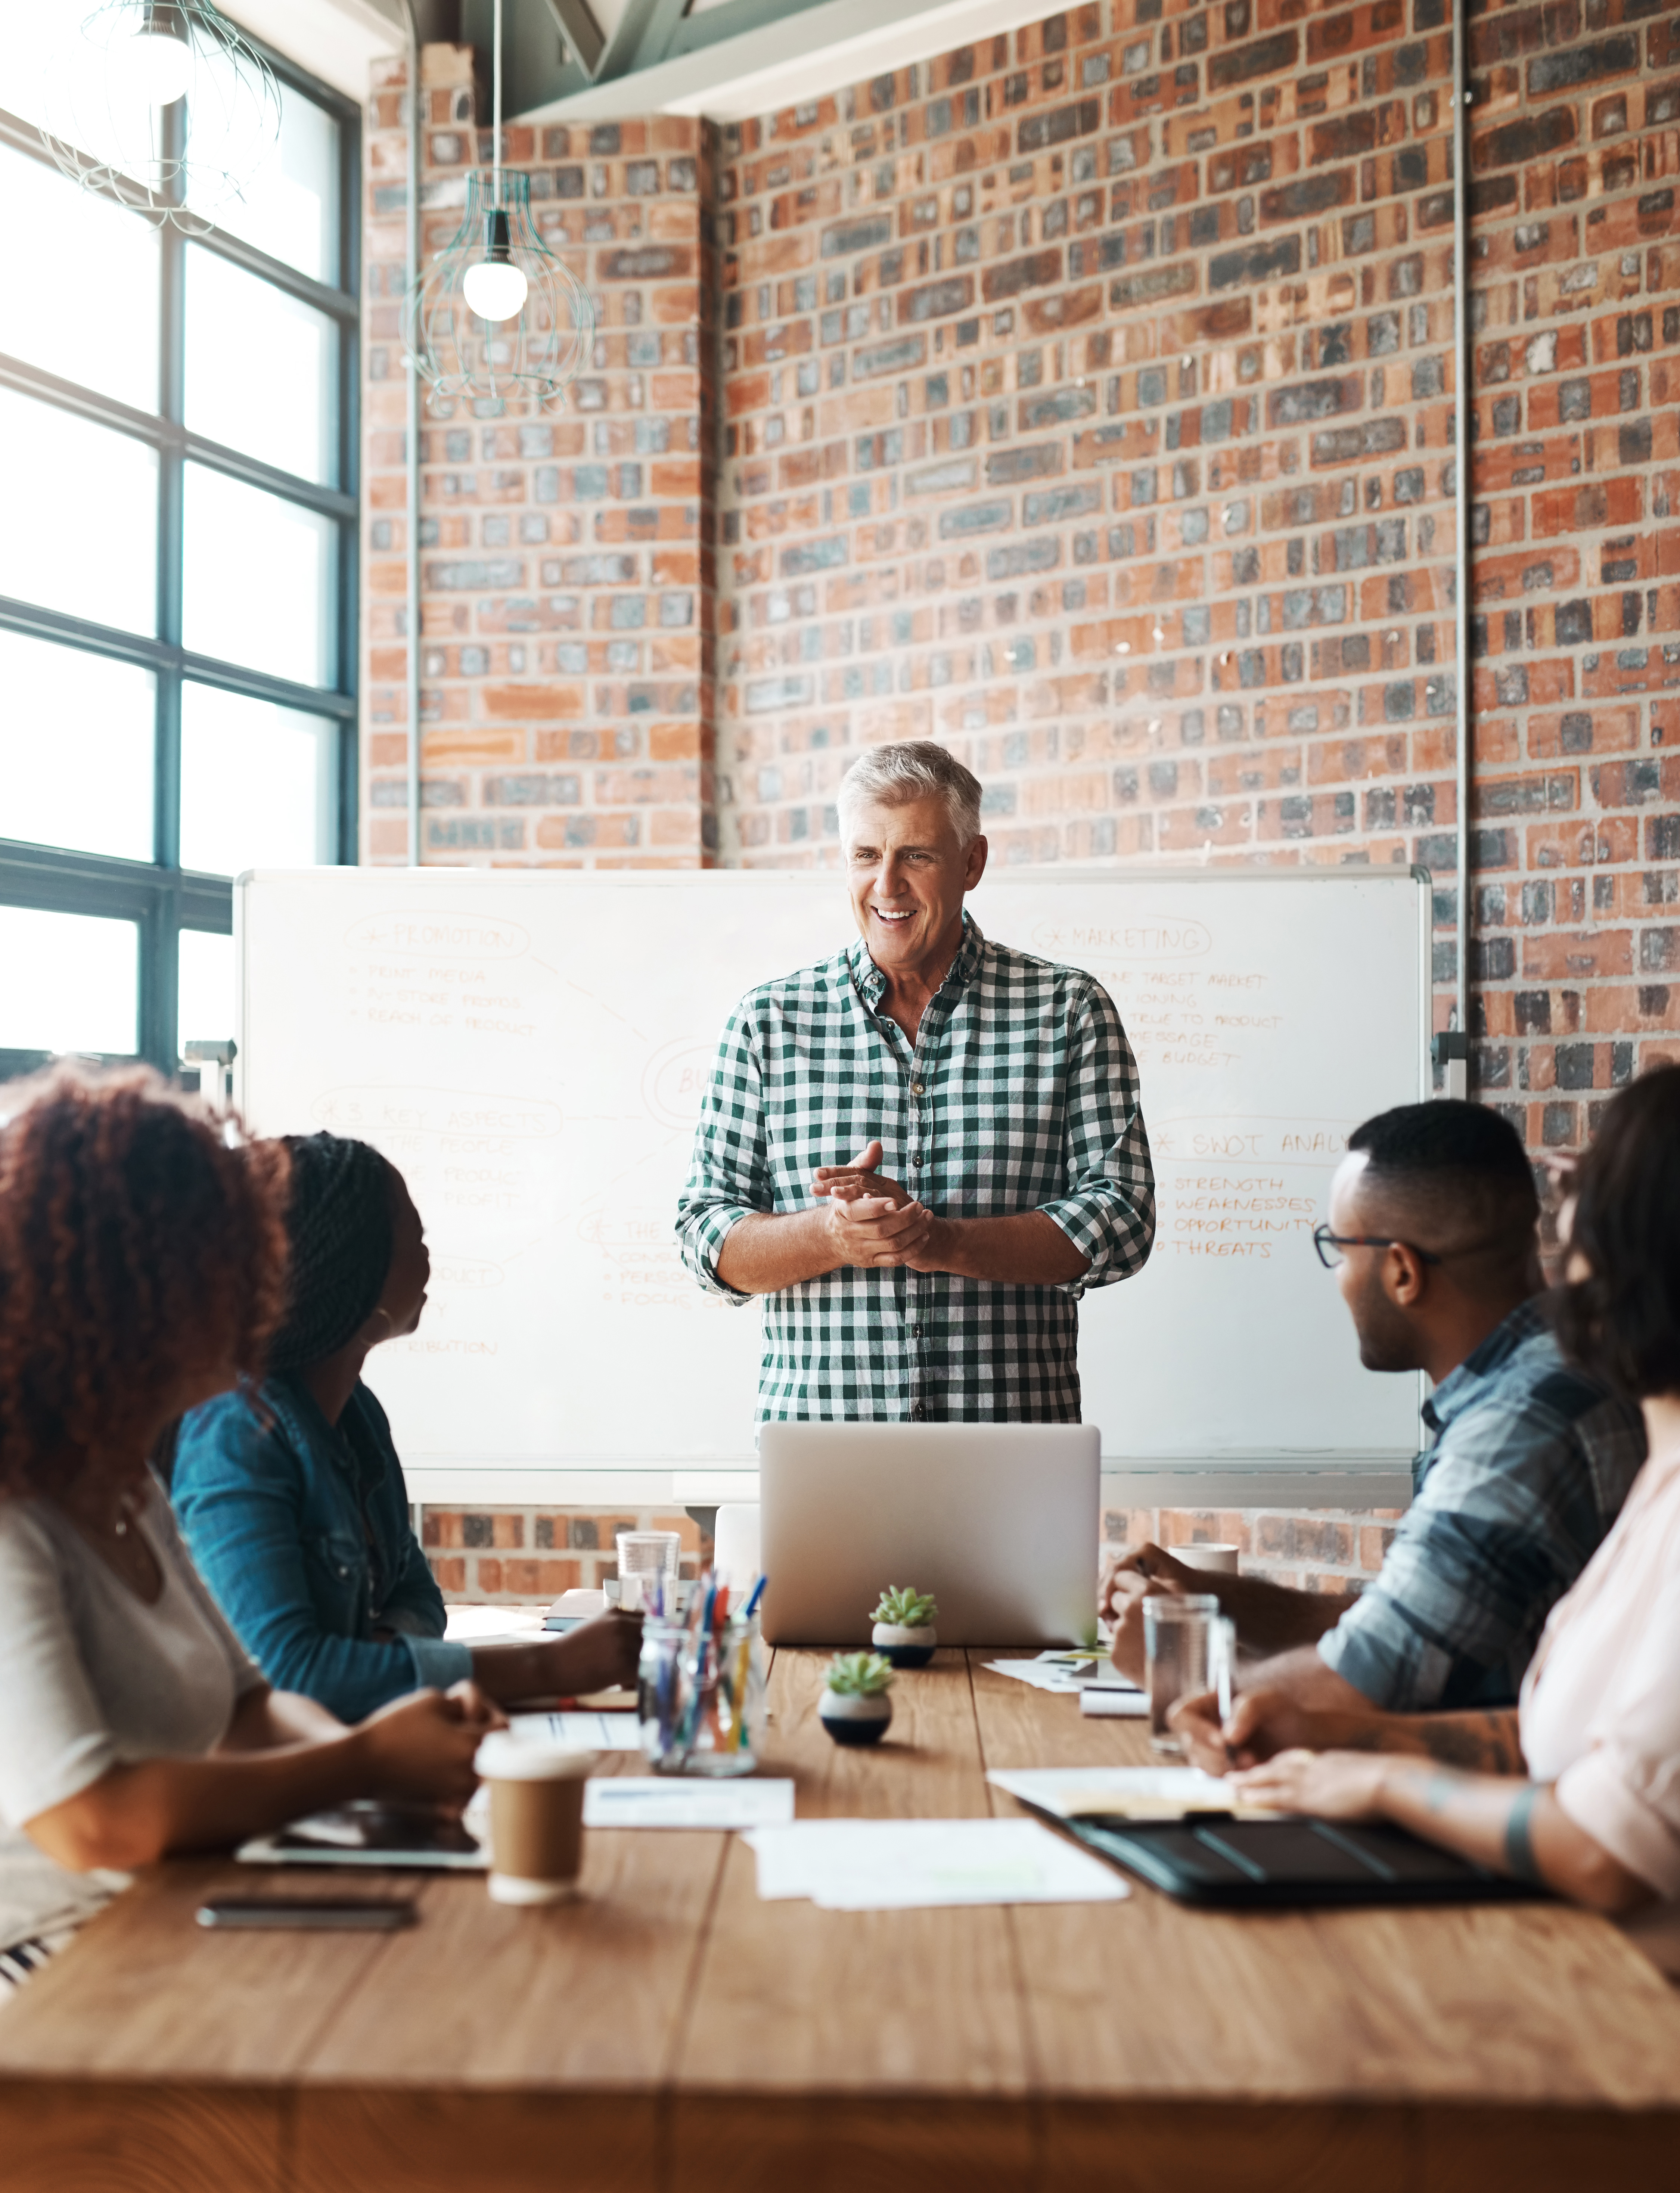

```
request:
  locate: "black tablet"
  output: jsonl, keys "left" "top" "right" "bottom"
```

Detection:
{"left": 1065, "top": 1814, "right": 1548, "bottom": 1908}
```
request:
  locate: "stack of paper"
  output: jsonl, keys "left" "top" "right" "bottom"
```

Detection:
{"left": 582, "top": 1778, "right": 795, "bottom": 1830}
{"left": 987, "top": 1767, "right": 1278, "bottom": 1821}
{"left": 742, "top": 1818, "right": 1130, "bottom": 1909}
{"left": 511, "top": 1709, "right": 642, "bottom": 1751}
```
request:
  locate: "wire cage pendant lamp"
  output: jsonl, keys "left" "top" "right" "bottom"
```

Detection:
{"left": 39, "top": 0, "right": 280, "bottom": 227}
{"left": 403, "top": 0, "right": 594, "bottom": 416}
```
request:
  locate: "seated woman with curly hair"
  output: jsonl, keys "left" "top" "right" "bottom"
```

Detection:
{"left": 0, "top": 1069, "right": 499, "bottom": 1990}
{"left": 1177, "top": 1063, "right": 1680, "bottom": 1973}
{"left": 170, "top": 1133, "right": 641, "bottom": 1719}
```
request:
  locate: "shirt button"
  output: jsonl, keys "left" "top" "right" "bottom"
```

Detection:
{"left": 912, "top": 1082, "right": 925, "bottom": 1096}
{"left": 912, "top": 1400, "right": 928, "bottom": 1420}
{"left": 912, "top": 1323, "right": 923, "bottom": 1338}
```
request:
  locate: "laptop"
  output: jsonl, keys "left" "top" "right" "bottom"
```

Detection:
{"left": 757, "top": 1422, "right": 1100, "bottom": 1647}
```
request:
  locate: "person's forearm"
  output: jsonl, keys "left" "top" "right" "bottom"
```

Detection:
{"left": 914, "top": 1211, "right": 1091, "bottom": 1285}
{"left": 471, "top": 1640, "right": 566, "bottom": 1705}
{"left": 28, "top": 1733, "right": 376, "bottom": 1873}
{"left": 715, "top": 1209, "right": 841, "bottom": 1294}
{"left": 1218, "top": 1574, "right": 1356, "bottom": 1653}
{"left": 1372, "top": 1763, "right": 1650, "bottom": 1912}
{"left": 220, "top": 1685, "right": 345, "bottom": 1749}
{"left": 1338, "top": 1706, "right": 1525, "bottom": 1774}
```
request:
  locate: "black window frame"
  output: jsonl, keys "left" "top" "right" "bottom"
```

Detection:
{"left": 0, "top": 31, "right": 360, "bottom": 1083}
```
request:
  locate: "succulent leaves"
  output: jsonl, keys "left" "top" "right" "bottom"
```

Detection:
{"left": 870, "top": 1585, "right": 938, "bottom": 1628}
{"left": 825, "top": 1650, "right": 895, "bottom": 1697}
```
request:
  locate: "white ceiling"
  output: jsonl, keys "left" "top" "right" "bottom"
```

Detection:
{"left": 221, "top": 0, "right": 404, "bottom": 103}
{"left": 224, "top": 0, "right": 1054, "bottom": 121}
{"left": 525, "top": 0, "right": 1061, "bottom": 122}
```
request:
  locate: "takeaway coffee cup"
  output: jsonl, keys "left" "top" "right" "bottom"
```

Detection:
{"left": 476, "top": 1734, "right": 596, "bottom": 1906}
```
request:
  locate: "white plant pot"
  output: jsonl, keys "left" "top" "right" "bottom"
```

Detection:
{"left": 872, "top": 1621, "right": 937, "bottom": 1668}
{"left": 819, "top": 1689, "right": 893, "bottom": 1746}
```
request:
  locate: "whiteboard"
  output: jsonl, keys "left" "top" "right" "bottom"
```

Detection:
{"left": 236, "top": 867, "right": 1431, "bottom": 1506}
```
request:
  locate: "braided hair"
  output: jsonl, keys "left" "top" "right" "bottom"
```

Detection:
{"left": 267, "top": 1134, "right": 395, "bottom": 1373}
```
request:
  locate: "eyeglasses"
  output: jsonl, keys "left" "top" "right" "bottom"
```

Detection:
{"left": 1312, "top": 1223, "right": 1443, "bottom": 1272}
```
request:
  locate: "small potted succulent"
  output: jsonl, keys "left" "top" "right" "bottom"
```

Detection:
{"left": 870, "top": 1585, "right": 938, "bottom": 1668}
{"left": 818, "top": 1652, "right": 895, "bottom": 1746}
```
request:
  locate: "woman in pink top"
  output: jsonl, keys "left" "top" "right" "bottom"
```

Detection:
{"left": 1177, "top": 1065, "right": 1680, "bottom": 1957}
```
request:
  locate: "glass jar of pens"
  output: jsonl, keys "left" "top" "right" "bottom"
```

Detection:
{"left": 637, "top": 1569, "right": 766, "bottom": 1777}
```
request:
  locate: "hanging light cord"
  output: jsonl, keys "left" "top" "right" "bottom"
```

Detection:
{"left": 491, "top": 0, "right": 502, "bottom": 209}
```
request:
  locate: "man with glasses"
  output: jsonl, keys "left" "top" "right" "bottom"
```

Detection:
{"left": 1104, "top": 1101, "right": 1644, "bottom": 1714}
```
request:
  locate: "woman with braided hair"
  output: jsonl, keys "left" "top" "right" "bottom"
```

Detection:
{"left": 0, "top": 1069, "right": 497, "bottom": 1991}
{"left": 171, "top": 1133, "right": 642, "bottom": 1719}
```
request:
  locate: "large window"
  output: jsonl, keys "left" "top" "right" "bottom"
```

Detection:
{"left": 0, "top": 33, "right": 358, "bottom": 1083}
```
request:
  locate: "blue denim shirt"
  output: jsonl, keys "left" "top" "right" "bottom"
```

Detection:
{"left": 171, "top": 1376, "right": 472, "bottom": 1722}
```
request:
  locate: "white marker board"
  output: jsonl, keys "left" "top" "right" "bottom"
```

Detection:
{"left": 236, "top": 867, "right": 1431, "bottom": 1506}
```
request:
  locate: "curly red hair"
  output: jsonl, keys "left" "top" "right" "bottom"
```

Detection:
{"left": 0, "top": 1066, "right": 292, "bottom": 1497}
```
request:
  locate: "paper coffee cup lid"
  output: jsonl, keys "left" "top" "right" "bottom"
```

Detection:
{"left": 475, "top": 1733, "right": 597, "bottom": 1781}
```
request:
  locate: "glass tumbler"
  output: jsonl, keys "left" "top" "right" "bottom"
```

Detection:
{"left": 1143, "top": 1593, "right": 1221, "bottom": 1755}
{"left": 637, "top": 1618, "right": 691, "bottom": 1772}
{"left": 616, "top": 1529, "right": 681, "bottom": 1616}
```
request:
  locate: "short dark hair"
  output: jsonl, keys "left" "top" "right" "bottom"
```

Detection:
{"left": 1346, "top": 1100, "right": 1538, "bottom": 1270}
{"left": 1553, "top": 1066, "right": 1680, "bottom": 1400}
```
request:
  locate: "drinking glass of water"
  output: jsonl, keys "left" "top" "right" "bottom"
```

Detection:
{"left": 1143, "top": 1594, "right": 1221, "bottom": 1755}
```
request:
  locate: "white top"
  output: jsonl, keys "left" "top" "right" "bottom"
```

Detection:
{"left": 1521, "top": 1441, "right": 1680, "bottom": 1970}
{"left": 0, "top": 1480, "right": 262, "bottom": 1952}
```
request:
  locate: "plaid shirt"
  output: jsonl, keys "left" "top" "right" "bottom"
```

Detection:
{"left": 1318, "top": 1299, "right": 1646, "bottom": 1711}
{"left": 675, "top": 915, "right": 1155, "bottom": 1422}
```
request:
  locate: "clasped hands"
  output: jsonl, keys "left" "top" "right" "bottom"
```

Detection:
{"left": 812, "top": 1139, "right": 950, "bottom": 1272}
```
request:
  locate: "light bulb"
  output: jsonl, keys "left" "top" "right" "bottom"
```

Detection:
{"left": 463, "top": 257, "right": 528, "bottom": 322}
{"left": 112, "top": 13, "right": 194, "bottom": 107}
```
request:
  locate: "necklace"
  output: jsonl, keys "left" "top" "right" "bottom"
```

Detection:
{"left": 111, "top": 1485, "right": 143, "bottom": 1538}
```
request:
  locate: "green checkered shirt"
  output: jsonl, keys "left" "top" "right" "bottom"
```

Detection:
{"left": 675, "top": 915, "right": 1155, "bottom": 1422}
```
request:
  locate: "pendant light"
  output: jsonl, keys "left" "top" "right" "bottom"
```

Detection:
{"left": 403, "top": 0, "right": 595, "bottom": 416}
{"left": 39, "top": 0, "right": 280, "bottom": 228}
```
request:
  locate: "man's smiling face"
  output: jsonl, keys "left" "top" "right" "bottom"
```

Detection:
{"left": 843, "top": 792, "right": 987, "bottom": 982}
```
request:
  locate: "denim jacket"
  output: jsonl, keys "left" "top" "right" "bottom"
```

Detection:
{"left": 171, "top": 1376, "right": 472, "bottom": 1723}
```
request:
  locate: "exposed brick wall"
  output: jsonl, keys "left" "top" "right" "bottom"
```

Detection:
{"left": 362, "top": 46, "right": 708, "bottom": 868}
{"left": 708, "top": 0, "right": 1680, "bottom": 1156}
{"left": 423, "top": 1505, "right": 707, "bottom": 1601}
{"left": 363, "top": 2, "right": 1680, "bottom": 1601}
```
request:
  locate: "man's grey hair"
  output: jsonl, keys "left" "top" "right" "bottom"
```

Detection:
{"left": 836, "top": 740, "right": 984, "bottom": 844}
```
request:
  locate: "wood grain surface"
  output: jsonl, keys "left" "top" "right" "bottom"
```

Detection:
{"left": 0, "top": 1650, "right": 1675, "bottom": 2192}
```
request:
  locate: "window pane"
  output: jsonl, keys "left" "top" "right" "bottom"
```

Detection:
{"left": 0, "top": 386, "right": 156, "bottom": 636}
{"left": 187, "top": 56, "right": 339, "bottom": 282}
{"left": 183, "top": 464, "right": 335, "bottom": 686}
{"left": 180, "top": 682, "right": 335, "bottom": 875}
{"left": 0, "top": 146, "right": 160, "bottom": 413}
{"left": 0, "top": 630, "right": 154, "bottom": 861}
{"left": 178, "top": 928, "right": 235, "bottom": 1056}
{"left": 185, "top": 244, "right": 336, "bottom": 484}
{"left": 0, "top": 905, "right": 138, "bottom": 1055}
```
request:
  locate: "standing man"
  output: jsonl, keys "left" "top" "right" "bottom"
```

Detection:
{"left": 675, "top": 741, "right": 1155, "bottom": 1421}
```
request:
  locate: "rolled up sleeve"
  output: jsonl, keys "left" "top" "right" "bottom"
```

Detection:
{"left": 1553, "top": 1573, "right": 1680, "bottom": 1900}
{"left": 1036, "top": 978, "right": 1155, "bottom": 1294}
{"left": 675, "top": 1006, "right": 770, "bottom": 1304}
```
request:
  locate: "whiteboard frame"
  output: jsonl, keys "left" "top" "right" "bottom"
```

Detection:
{"left": 237, "top": 861, "right": 1435, "bottom": 1512}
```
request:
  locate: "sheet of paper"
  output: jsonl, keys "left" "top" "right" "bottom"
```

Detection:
{"left": 510, "top": 1710, "right": 642, "bottom": 1751}
{"left": 987, "top": 1766, "right": 1276, "bottom": 1820}
{"left": 983, "top": 1652, "right": 1139, "bottom": 1696}
{"left": 742, "top": 1818, "right": 1129, "bottom": 1909}
{"left": 582, "top": 1778, "right": 795, "bottom": 1830}
{"left": 1079, "top": 1688, "right": 1149, "bottom": 1718}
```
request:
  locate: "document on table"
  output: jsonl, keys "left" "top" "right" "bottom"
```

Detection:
{"left": 1080, "top": 1688, "right": 1149, "bottom": 1718}
{"left": 982, "top": 1652, "right": 1142, "bottom": 1697}
{"left": 583, "top": 1778, "right": 795, "bottom": 1830}
{"left": 743, "top": 1818, "right": 1129, "bottom": 1909}
{"left": 987, "top": 1767, "right": 1279, "bottom": 1821}
{"left": 511, "top": 1710, "right": 642, "bottom": 1751}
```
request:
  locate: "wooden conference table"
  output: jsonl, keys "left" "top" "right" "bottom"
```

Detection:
{"left": 1, "top": 1650, "right": 1678, "bottom": 2193}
